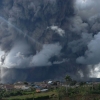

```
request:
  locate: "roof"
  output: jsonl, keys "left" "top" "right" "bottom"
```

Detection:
{"left": 5, "top": 85, "right": 14, "bottom": 89}
{"left": 48, "top": 81, "right": 53, "bottom": 84}
{"left": 22, "top": 86, "right": 30, "bottom": 90}
{"left": 41, "top": 89, "right": 48, "bottom": 92}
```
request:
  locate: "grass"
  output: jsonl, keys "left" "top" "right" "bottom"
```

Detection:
{"left": 3, "top": 85, "right": 100, "bottom": 100}
{"left": 3, "top": 91, "right": 58, "bottom": 100}
{"left": 2, "top": 90, "right": 100, "bottom": 100}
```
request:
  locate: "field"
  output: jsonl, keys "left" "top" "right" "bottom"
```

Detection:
{"left": 2, "top": 91, "right": 58, "bottom": 100}
{"left": 3, "top": 94, "right": 100, "bottom": 100}
{"left": 2, "top": 85, "right": 100, "bottom": 100}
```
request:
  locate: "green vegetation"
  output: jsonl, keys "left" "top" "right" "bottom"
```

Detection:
{"left": 1, "top": 85, "right": 100, "bottom": 100}
{"left": 65, "top": 75, "right": 72, "bottom": 85}
{"left": 57, "top": 86, "right": 66, "bottom": 100}
{"left": 3, "top": 91, "right": 57, "bottom": 100}
{"left": 0, "top": 90, "right": 34, "bottom": 98}
{"left": 1, "top": 76, "right": 100, "bottom": 100}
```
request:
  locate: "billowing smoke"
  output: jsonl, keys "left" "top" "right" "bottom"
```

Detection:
{"left": 76, "top": 33, "right": 100, "bottom": 65}
{"left": 30, "top": 43, "right": 62, "bottom": 66}
{"left": 2, "top": 42, "right": 62, "bottom": 68}
{"left": 1, "top": 0, "right": 100, "bottom": 83}
{"left": 70, "top": 0, "right": 100, "bottom": 78}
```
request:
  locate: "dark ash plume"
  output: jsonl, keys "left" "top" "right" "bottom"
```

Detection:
{"left": 1, "top": 0, "right": 100, "bottom": 83}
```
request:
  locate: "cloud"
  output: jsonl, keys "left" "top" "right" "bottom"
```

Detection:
{"left": 76, "top": 32, "right": 100, "bottom": 65}
{"left": 1, "top": 42, "right": 62, "bottom": 68}
{"left": 49, "top": 25, "right": 65, "bottom": 37}
{"left": 89, "top": 64, "right": 100, "bottom": 78}
{"left": 15, "top": 52, "right": 24, "bottom": 59}
{"left": 2, "top": 0, "right": 100, "bottom": 82}
{"left": 53, "top": 58, "right": 69, "bottom": 65}
{"left": 78, "top": 70, "right": 84, "bottom": 78}
{"left": 2, "top": 41, "right": 32, "bottom": 68}
{"left": 69, "top": 16, "right": 89, "bottom": 34}
{"left": 0, "top": 0, "right": 77, "bottom": 83}
{"left": 68, "top": 32, "right": 92, "bottom": 53}
{"left": 74, "top": 0, "right": 100, "bottom": 19}
{"left": 30, "top": 43, "right": 62, "bottom": 66}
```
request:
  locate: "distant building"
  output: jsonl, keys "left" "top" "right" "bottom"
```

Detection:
{"left": 0, "top": 84, "right": 4, "bottom": 90}
{"left": 4, "top": 85, "right": 14, "bottom": 91}
{"left": 21, "top": 85, "right": 31, "bottom": 90}
{"left": 36, "top": 88, "right": 41, "bottom": 93}
{"left": 48, "top": 81, "right": 53, "bottom": 84}
{"left": 41, "top": 89, "right": 48, "bottom": 92}
{"left": 14, "top": 82, "right": 26, "bottom": 90}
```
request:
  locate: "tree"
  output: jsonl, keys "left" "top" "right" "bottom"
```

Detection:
{"left": 79, "top": 82, "right": 86, "bottom": 86}
{"left": 0, "top": 92, "right": 2, "bottom": 99}
{"left": 79, "top": 86, "right": 88, "bottom": 100}
{"left": 57, "top": 87, "right": 66, "bottom": 100}
{"left": 65, "top": 75, "right": 72, "bottom": 85}
{"left": 70, "top": 80, "right": 77, "bottom": 86}
{"left": 65, "top": 75, "right": 72, "bottom": 92}
{"left": 24, "top": 81, "right": 28, "bottom": 85}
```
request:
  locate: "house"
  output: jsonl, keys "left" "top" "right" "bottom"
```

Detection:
{"left": 14, "top": 82, "right": 26, "bottom": 90}
{"left": 21, "top": 85, "right": 31, "bottom": 91}
{"left": 41, "top": 89, "right": 48, "bottom": 92}
{"left": 36, "top": 88, "right": 41, "bottom": 93}
{"left": 39, "top": 83, "right": 48, "bottom": 89}
{"left": 4, "top": 84, "right": 14, "bottom": 91}
{"left": 48, "top": 81, "right": 53, "bottom": 84}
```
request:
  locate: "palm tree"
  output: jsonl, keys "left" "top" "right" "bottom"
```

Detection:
{"left": 65, "top": 75, "right": 72, "bottom": 92}
{"left": 65, "top": 75, "right": 72, "bottom": 84}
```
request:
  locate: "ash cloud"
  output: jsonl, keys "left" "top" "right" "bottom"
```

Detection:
{"left": 76, "top": 32, "right": 100, "bottom": 65}
{"left": 71, "top": 0, "right": 100, "bottom": 78}
{"left": 30, "top": 43, "right": 62, "bottom": 67}
{"left": 1, "top": 0, "right": 100, "bottom": 82}
{"left": 73, "top": 0, "right": 100, "bottom": 65}
{"left": 2, "top": 42, "right": 62, "bottom": 68}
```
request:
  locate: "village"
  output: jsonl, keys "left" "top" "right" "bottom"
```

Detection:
{"left": 1, "top": 77, "right": 100, "bottom": 100}
{"left": 0, "top": 80, "right": 62, "bottom": 92}
{"left": 0, "top": 80, "right": 66, "bottom": 100}
{"left": 0, "top": 80, "right": 87, "bottom": 92}
{"left": 0, "top": 80, "right": 99, "bottom": 92}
